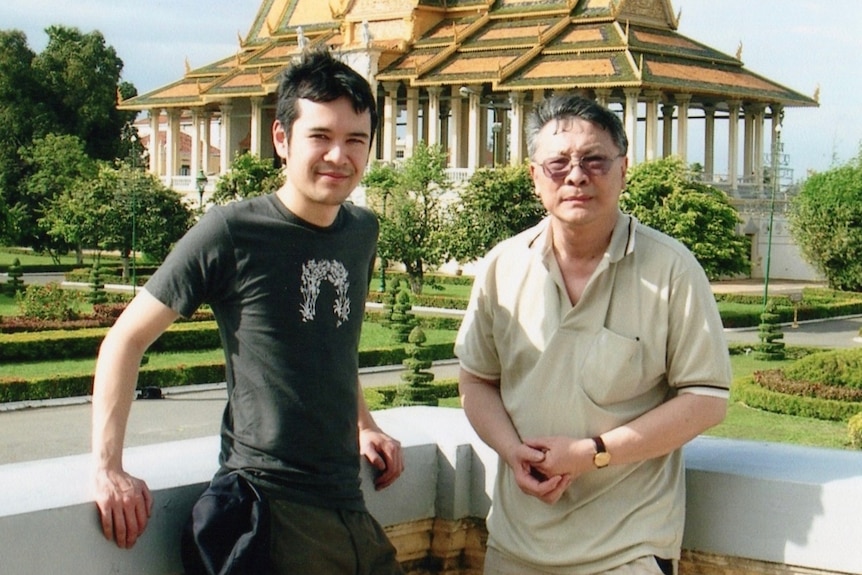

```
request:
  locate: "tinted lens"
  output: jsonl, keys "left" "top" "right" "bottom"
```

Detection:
{"left": 544, "top": 156, "right": 572, "bottom": 176}
{"left": 582, "top": 156, "right": 611, "bottom": 174}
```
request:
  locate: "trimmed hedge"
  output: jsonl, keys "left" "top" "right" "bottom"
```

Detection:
{"left": 0, "top": 342, "right": 456, "bottom": 404}
{"left": 0, "top": 321, "right": 223, "bottom": 363}
{"left": 732, "top": 375, "right": 862, "bottom": 422}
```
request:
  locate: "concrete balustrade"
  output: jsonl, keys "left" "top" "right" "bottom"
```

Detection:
{"left": 2, "top": 407, "right": 861, "bottom": 574}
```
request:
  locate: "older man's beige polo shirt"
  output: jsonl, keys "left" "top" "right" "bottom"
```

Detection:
{"left": 455, "top": 212, "right": 731, "bottom": 574}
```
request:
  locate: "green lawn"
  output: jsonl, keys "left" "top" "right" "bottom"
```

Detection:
{"left": 437, "top": 352, "right": 854, "bottom": 451}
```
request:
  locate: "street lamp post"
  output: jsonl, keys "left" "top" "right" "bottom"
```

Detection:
{"left": 195, "top": 169, "right": 208, "bottom": 212}
{"left": 379, "top": 192, "right": 388, "bottom": 292}
{"left": 762, "top": 122, "right": 782, "bottom": 310}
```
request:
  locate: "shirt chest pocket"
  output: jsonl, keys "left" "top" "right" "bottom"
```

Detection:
{"left": 574, "top": 327, "right": 654, "bottom": 406}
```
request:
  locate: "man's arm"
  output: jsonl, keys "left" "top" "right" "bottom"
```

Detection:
{"left": 357, "top": 379, "right": 404, "bottom": 490}
{"left": 91, "top": 289, "right": 180, "bottom": 549}
{"left": 527, "top": 393, "right": 727, "bottom": 480}
{"left": 459, "top": 368, "right": 572, "bottom": 504}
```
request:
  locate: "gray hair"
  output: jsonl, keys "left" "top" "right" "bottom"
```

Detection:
{"left": 525, "top": 94, "right": 628, "bottom": 159}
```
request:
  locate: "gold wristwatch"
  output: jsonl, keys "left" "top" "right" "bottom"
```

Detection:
{"left": 592, "top": 436, "right": 611, "bottom": 468}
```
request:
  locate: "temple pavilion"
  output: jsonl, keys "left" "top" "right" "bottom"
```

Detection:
{"left": 120, "top": 0, "right": 820, "bottom": 279}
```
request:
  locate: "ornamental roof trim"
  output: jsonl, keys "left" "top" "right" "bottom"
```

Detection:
{"left": 119, "top": 0, "right": 817, "bottom": 111}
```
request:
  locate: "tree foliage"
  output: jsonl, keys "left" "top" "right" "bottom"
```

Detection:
{"left": 20, "top": 133, "right": 98, "bottom": 257}
{"left": 363, "top": 143, "right": 451, "bottom": 294}
{"left": 788, "top": 151, "right": 862, "bottom": 291}
{"left": 212, "top": 152, "right": 284, "bottom": 204}
{"left": 41, "top": 164, "right": 192, "bottom": 277}
{"left": 621, "top": 156, "right": 750, "bottom": 280}
{"left": 0, "top": 26, "right": 136, "bottom": 248}
{"left": 446, "top": 163, "right": 544, "bottom": 264}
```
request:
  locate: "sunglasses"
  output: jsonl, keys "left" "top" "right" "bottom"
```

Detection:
{"left": 536, "top": 154, "right": 623, "bottom": 179}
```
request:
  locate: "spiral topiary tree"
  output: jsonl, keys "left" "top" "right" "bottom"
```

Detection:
{"left": 394, "top": 325, "right": 438, "bottom": 406}
{"left": 88, "top": 256, "right": 108, "bottom": 305}
{"left": 5, "top": 258, "right": 25, "bottom": 296}
{"left": 754, "top": 300, "right": 786, "bottom": 361}
{"left": 384, "top": 282, "right": 417, "bottom": 344}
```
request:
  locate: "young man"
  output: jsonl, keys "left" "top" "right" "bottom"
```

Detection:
{"left": 455, "top": 94, "right": 731, "bottom": 574}
{"left": 92, "top": 48, "right": 405, "bottom": 574}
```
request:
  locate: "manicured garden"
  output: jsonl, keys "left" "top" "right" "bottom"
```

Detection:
{"left": 2, "top": 260, "right": 862, "bottom": 451}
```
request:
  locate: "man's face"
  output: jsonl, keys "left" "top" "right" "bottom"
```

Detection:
{"left": 273, "top": 97, "right": 372, "bottom": 223}
{"left": 528, "top": 116, "right": 627, "bottom": 231}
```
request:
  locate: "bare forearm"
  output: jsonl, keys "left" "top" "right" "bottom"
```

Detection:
{"left": 601, "top": 393, "right": 727, "bottom": 465}
{"left": 458, "top": 368, "right": 522, "bottom": 461}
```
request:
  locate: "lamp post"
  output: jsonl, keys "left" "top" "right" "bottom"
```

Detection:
{"left": 379, "top": 191, "right": 388, "bottom": 292}
{"left": 195, "top": 169, "right": 208, "bottom": 213}
{"left": 762, "top": 121, "right": 782, "bottom": 310}
{"left": 129, "top": 134, "right": 137, "bottom": 296}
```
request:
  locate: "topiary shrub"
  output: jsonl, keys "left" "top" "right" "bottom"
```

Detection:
{"left": 849, "top": 412, "right": 862, "bottom": 449}
{"left": 4, "top": 258, "right": 25, "bottom": 296}
{"left": 753, "top": 301, "right": 786, "bottom": 360}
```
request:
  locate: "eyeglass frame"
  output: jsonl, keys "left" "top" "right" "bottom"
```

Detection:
{"left": 533, "top": 153, "right": 625, "bottom": 180}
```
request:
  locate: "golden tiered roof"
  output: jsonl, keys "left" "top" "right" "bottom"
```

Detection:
{"left": 119, "top": 0, "right": 817, "bottom": 111}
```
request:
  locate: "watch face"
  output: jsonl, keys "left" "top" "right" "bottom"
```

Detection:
{"left": 594, "top": 452, "right": 611, "bottom": 468}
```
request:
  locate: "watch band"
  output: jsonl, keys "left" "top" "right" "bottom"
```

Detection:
{"left": 592, "top": 435, "right": 611, "bottom": 468}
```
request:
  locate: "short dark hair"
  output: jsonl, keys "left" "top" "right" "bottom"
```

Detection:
{"left": 525, "top": 94, "right": 628, "bottom": 159}
{"left": 275, "top": 47, "right": 379, "bottom": 148}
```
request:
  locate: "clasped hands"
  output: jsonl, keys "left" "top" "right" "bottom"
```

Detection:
{"left": 506, "top": 436, "right": 596, "bottom": 504}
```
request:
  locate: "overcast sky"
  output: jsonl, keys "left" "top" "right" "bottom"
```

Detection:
{"left": 3, "top": 0, "right": 860, "bottom": 181}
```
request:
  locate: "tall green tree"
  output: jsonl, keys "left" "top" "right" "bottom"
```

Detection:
{"left": 0, "top": 26, "right": 137, "bottom": 248}
{"left": 33, "top": 26, "right": 132, "bottom": 161}
{"left": 788, "top": 150, "right": 862, "bottom": 291}
{"left": 20, "top": 133, "right": 98, "bottom": 257}
{"left": 212, "top": 151, "right": 284, "bottom": 204}
{"left": 621, "top": 156, "right": 750, "bottom": 280}
{"left": 446, "top": 163, "right": 544, "bottom": 265}
{"left": 363, "top": 143, "right": 451, "bottom": 294}
{"left": 42, "top": 164, "right": 193, "bottom": 277}
{"left": 0, "top": 31, "right": 42, "bottom": 244}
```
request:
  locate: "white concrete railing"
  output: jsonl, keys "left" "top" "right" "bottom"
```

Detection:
{"left": 2, "top": 407, "right": 861, "bottom": 574}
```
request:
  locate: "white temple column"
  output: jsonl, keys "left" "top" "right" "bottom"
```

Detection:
{"left": 644, "top": 90, "right": 660, "bottom": 162}
{"left": 770, "top": 103, "right": 784, "bottom": 186}
{"left": 219, "top": 102, "right": 233, "bottom": 174}
{"left": 508, "top": 91, "right": 526, "bottom": 164}
{"left": 594, "top": 88, "right": 611, "bottom": 109}
{"left": 190, "top": 108, "right": 202, "bottom": 180}
{"left": 427, "top": 86, "right": 442, "bottom": 147}
{"left": 623, "top": 88, "right": 639, "bottom": 165}
{"left": 405, "top": 87, "right": 418, "bottom": 158}
{"left": 703, "top": 105, "right": 716, "bottom": 181}
{"left": 250, "top": 97, "right": 264, "bottom": 157}
{"left": 148, "top": 109, "right": 161, "bottom": 175}
{"left": 661, "top": 104, "right": 674, "bottom": 158}
{"left": 382, "top": 82, "right": 399, "bottom": 162}
{"left": 448, "top": 86, "right": 463, "bottom": 169}
{"left": 728, "top": 100, "right": 741, "bottom": 191}
{"left": 465, "top": 85, "right": 482, "bottom": 169}
{"left": 165, "top": 109, "right": 180, "bottom": 178}
{"left": 742, "top": 106, "right": 755, "bottom": 184}
{"left": 675, "top": 93, "right": 691, "bottom": 163}
{"left": 202, "top": 111, "right": 212, "bottom": 174}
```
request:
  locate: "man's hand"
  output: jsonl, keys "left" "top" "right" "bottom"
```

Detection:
{"left": 93, "top": 468, "right": 153, "bottom": 549}
{"left": 359, "top": 427, "right": 404, "bottom": 490}
{"left": 505, "top": 443, "right": 572, "bottom": 505}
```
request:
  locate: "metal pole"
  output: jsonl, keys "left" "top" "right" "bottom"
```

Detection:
{"left": 762, "top": 123, "right": 781, "bottom": 310}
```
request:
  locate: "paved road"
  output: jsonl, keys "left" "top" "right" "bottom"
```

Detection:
{"left": 0, "top": 361, "right": 461, "bottom": 465}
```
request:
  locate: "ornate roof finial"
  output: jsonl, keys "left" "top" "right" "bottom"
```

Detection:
{"left": 813, "top": 84, "right": 820, "bottom": 103}
{"left": 736, "top": 41, "right": 743, "bottom": 60}
{"left": 184, "top": 57, "right": 191, "bottom": 75}
{"left": 297, "top": 26, "right": 308, "bottom": 50}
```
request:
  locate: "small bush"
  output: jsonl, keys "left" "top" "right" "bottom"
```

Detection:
{"left": 849, "top": 413, "right": 862, "bottom": 449}
{"left": 16, "top": 283, "right": 84, "bottom": 321}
